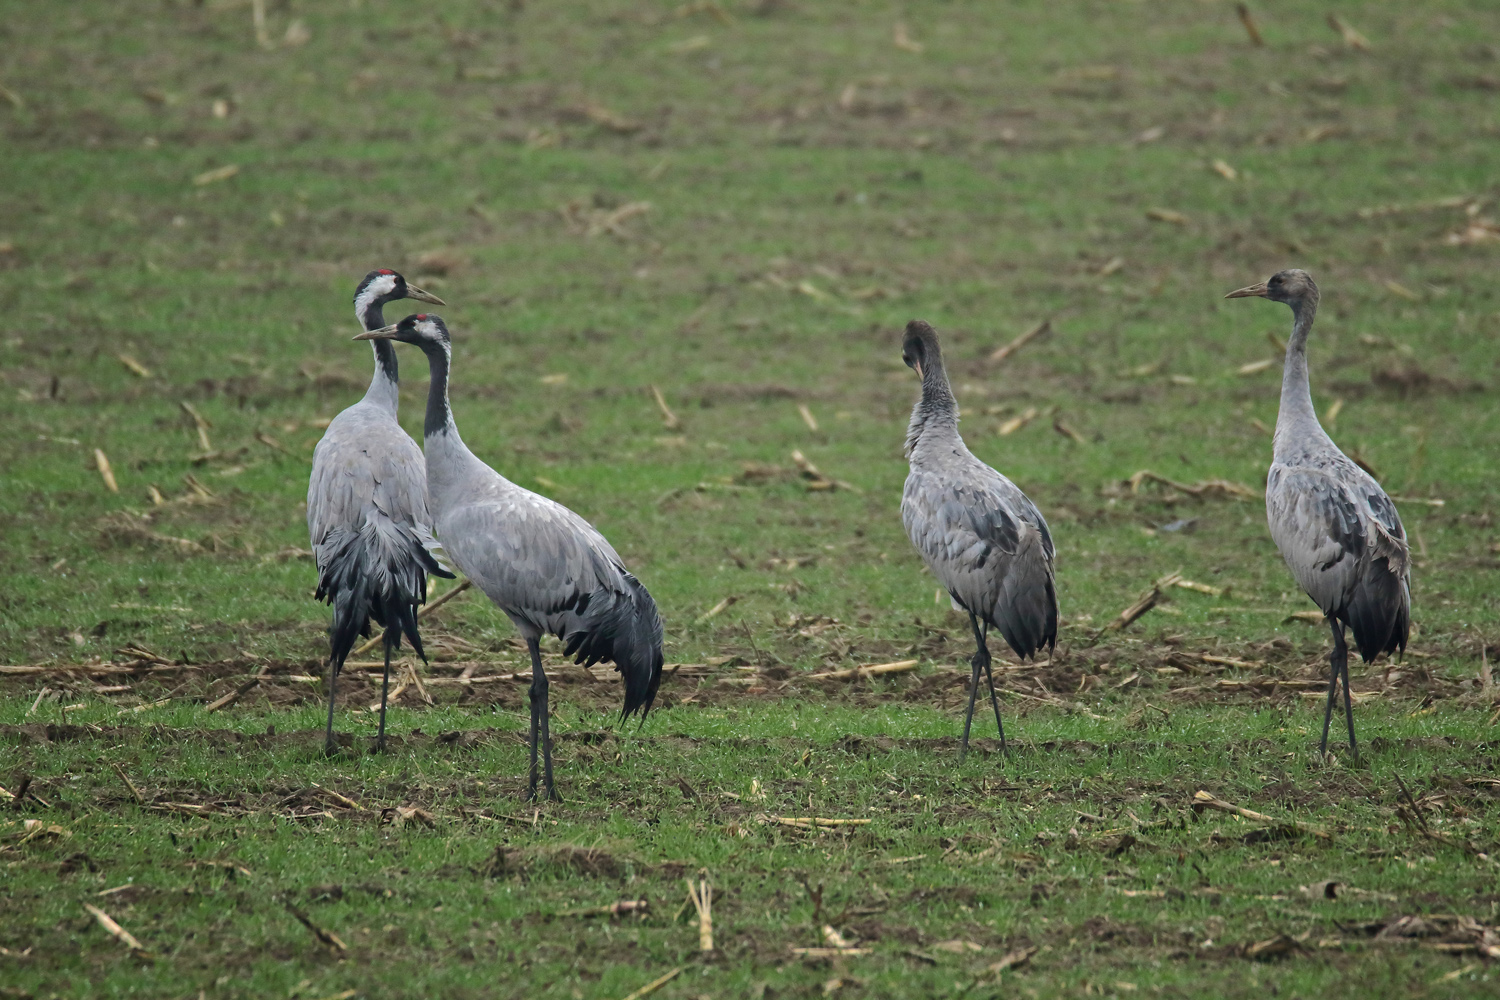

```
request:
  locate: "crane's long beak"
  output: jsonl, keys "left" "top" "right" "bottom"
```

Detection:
{"left": 405, "top": 285, "right": 446, "bottom": 306}
{"left": 353, "top": 322, "right": 401, "bottom": 341}
{"left": 912, "top": 360, "right": 924, "bottom": 380}
{"left": 1225, "top": 281, "right": 1270, "bottom": 299}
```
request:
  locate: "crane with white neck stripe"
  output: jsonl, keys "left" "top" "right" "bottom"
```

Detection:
{"left": 307, "top": 270, "right": 451, "bottom": 756}
{"left": 356, "top": 312, "right": 663, "bottom": 801}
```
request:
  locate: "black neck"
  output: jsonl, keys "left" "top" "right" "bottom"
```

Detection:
{"left": 360, "top": 300, "right": 399, "bottom": 384}
{"left": 418, "top": 340, "right": 452, "bottom": 438}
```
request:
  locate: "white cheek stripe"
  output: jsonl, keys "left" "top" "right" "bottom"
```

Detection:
{"left": 353, "top": 275, "right": 397, "bottom": 323}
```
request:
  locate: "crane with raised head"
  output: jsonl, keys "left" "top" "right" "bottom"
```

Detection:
{"left": 1227, "top": 269, "right": 1410, "bottom": 761}
{"left": 355, "top": 313, "right": 663, "bottom": 801}
{"left": 899, "top": 319, "right": 1058, "bottom": 758}
{"left": 307, "top": 270, "right": 452, "bottom": 756}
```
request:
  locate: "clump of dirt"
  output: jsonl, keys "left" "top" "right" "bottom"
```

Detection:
{"left": 485, "top": 843, "right": 630, "bottom": 880}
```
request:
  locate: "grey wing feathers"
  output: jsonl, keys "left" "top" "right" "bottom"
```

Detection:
{"left": 902, "top": 468, "right": 1058, "bottom": 660}
{"left": 307, "top": 407, "right": 452, "bottom": 670}
{"left": 438, "top": 497, "right": 664, "bottom": 718}
{"left": 1266, "top": 463, "right": 1409, "bottom": 662}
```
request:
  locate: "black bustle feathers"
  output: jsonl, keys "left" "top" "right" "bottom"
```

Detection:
{"left": 314, "top": 519, "right": 454, "bottom": 674}
{"left": 559, "top": 571, "right": 664, "bottom": 722}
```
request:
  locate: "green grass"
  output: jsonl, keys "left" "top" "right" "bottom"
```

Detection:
{"left": 3, "top": 0, "right": 1499, "bottom": 996}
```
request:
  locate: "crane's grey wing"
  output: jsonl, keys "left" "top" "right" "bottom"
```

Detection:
{"left": 902, "top": 466, "right": 1058, "bottom": 659}
{"left": 1266, "top": 464, "right": 1409, "bottom": 659}
{"left": 309, "top": 410, "right": 441, "bottom": 545}
{"left": 439, "top": 496, "right": 663, "bottom": 716}
{"left": 1266, "top": 465, "right": 1364, "bottom": 616}
{"left": 1362, "top": 486, "right": 1407, "bottom": 554}
{"left": 437, "top": 496, "right": 622, "bottom": 625}
{"left": 306, "top": 407, "right": 451, "bottom": 667}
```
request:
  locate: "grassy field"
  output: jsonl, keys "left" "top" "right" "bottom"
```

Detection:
{"left": 3, "top": 1, "right": 1499, "bottom": 996}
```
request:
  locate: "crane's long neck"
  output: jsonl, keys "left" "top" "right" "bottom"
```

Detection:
{"left": 904, "top": 356, "right": 960, "bottom": 461}
{"left": 415, "top": 339, "right": 486, "bottom": 509}
{"left": 358, "top": 299, "right": 401, "bottom": 413}
{"left": 1273, "top": 294, "right": 1331, "bottom": 463}
{"left": 419, "top": 340, "right": 456, "bottom": 441}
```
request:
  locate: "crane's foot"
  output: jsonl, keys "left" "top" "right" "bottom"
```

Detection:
{"left": 323, "top": 734, "right": 355, "bottom": 758}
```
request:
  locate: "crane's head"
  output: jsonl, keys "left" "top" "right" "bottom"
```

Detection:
{"left": 902, "top": 319, "right": 942, "bottom": 380}
{"left": 1225, "top": 268, "right": 1318, "bottom": 307}
{"left": 352, "top": 269, "right": 446, "bottom": 319}
{"left": 353, "top": 313, "right": 451, "bottom": 352}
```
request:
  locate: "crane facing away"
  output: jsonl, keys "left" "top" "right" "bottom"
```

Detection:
{"left": 356, "top": 313, "right": 663, "bottom": 801}
{"left": 307, "top": 270, "right": 452, "bottom": 755}
{"left": 899, "top": 320, "right": 1059, "bottom": 757}
{"left": 1227, "top": 269, "right": 1410, "bottom": 761}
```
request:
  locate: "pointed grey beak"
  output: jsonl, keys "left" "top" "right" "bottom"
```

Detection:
{"left": 353, "top": 322, "right": 401, "bottom": 341}
{"left": 405, "top": 285, "right": 445, "bottom": 306}
{"left": 912, "top": 360, "right": 924, "bottom": 380}
{"left": 1225, "top": 281, "right": 1270, "bottom": 299}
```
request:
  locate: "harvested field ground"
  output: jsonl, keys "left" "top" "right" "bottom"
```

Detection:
{"left": 2, "top": 1, "right": 1499, "bottom": 997}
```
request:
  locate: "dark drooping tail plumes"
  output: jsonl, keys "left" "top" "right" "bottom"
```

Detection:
{"left": 1343, "top": 558, "right": 1409, "bottom": 664}
{"left": 314, "top": 517, "right": 454, "bottom": 672}
{"left": 992, "top": 573, "right": 1059, "bottom": 665}
{"left": 559, "top": 571, "right": 664, "bottom": 721}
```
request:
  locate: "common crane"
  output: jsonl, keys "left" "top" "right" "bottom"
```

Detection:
{"left": 899, "top": 320, "right": 1058, "bottom": 757}
{"left": 307, "top": 270, "right": 451, "bottom": 755}
{"left": 1227, "top": 269, "right": 1410, "bottom": 760}
{"left": 356, "top": 313, "right": 663, "bottom": 800}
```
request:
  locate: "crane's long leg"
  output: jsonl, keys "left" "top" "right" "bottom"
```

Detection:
{"left": 1319, "top": 617, "right": 1342, "bottom": 758}
{"left": 323, "top": 657, "right": 340, "bottom": 757}
{"left": 959, "top": 611, "right": 988, "bottom": 763}
{"left": 538, "top": 670, "right": 560, "bottom": 805}
{"left": 1336, "top": 622, "right": 1358, "bottom": 762}
{"left": 971, "top": 613, "right": 1007, "bottom": 753}
{"left": 375, "top": 631, "right": 393, "bottom": 753}
{"left": 959, "top": 657, "right": 982, "bottom": 763}
{"left": 525, "top": 638, "right": 561, "bottom": 802}
{"left": 526, "top": 637, "right": 543, "bottom": 800}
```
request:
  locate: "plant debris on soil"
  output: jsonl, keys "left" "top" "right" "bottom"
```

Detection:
{"left": 3, "top": 0, "right": 1499, "bottom": 997}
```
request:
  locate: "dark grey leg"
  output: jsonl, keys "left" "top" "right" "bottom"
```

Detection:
{"left": 375, "top": 633, "right": 393, "bottom": 752}
{"left": 527, "top": 637, "right": 543, "bottom": 800}
{"left": 323, "top": 657, "right": 340, "bottom": 757}
{"left": 972, "top": 615, "right": 1006, "bottom": 753}
{"left": 959, "top": 611, "right": 988, "bottom": 763}
{"left": 538, "top": 680, "right": 560, "bottom": 804}
{"left": 960, "top": 658, "right": 982, "bottom": 763}
{"left": 1319, "top": 617, "right": 1341, "bottom": 758}
{"left": 1336, "top": 624, "right": 1358, "bottom": 761}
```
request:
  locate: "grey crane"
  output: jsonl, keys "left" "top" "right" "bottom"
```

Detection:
{"left": 1227, "top": 269, "right": 1410, "bottom": 760}
{"left": 899, "top": 320, "right": 1059, "bottom": 757}
{"left": 355, "top": 313, "right": 663, "bottom": 801}
{"left": 307, "top": 270, "right": 451, "bottom": 756}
